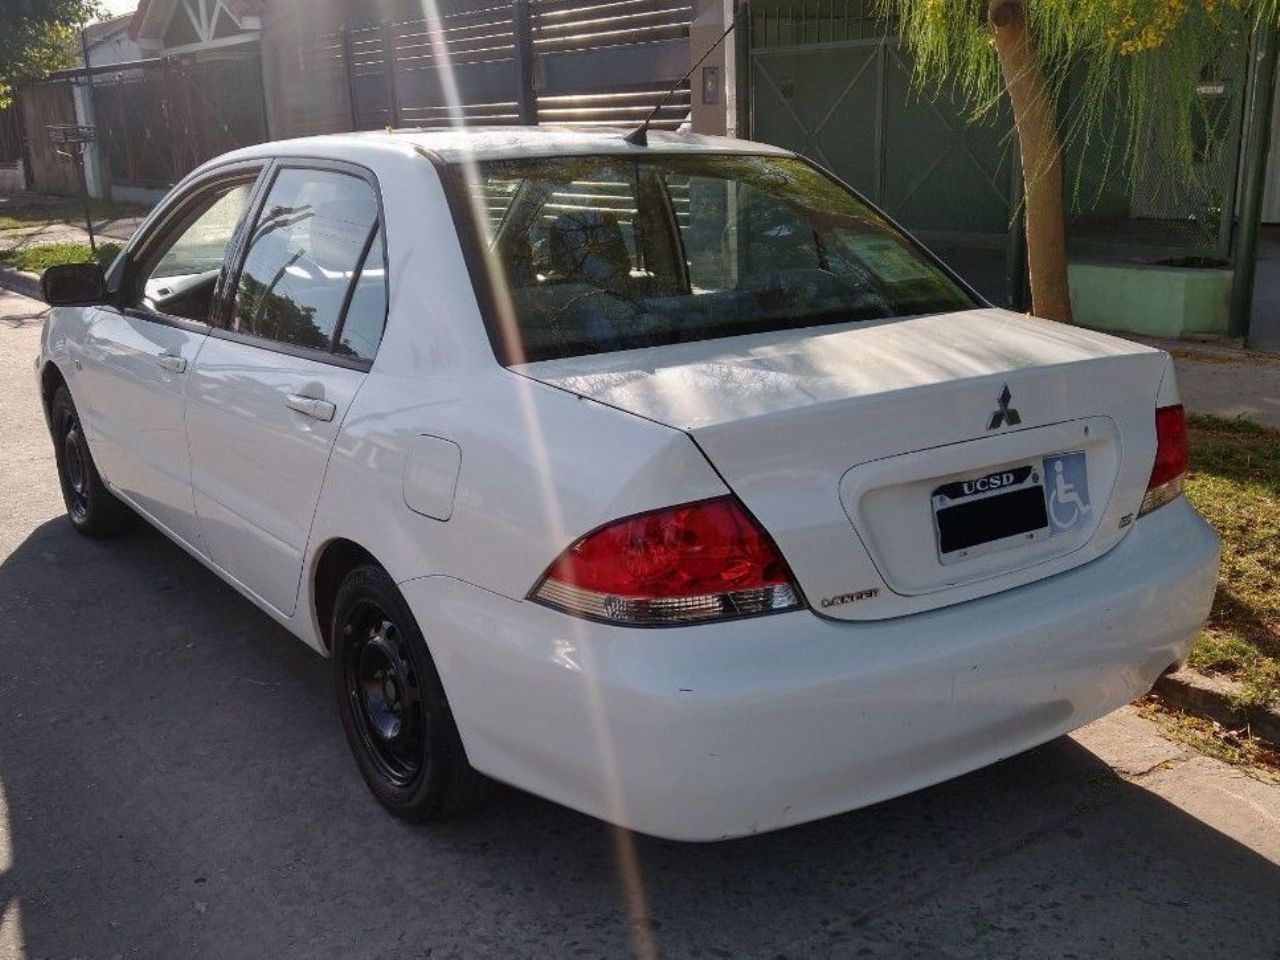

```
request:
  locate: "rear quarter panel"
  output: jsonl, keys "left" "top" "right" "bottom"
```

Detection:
{"left": 305, "top": 368, "right": 729, "bottom": 645}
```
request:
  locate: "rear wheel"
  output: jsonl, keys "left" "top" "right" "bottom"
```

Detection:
{"left": 332, "top": 564, "right": 489, "bottom": 821}
{"left": 50, "top": 385, "right": 134, "bottom": 537}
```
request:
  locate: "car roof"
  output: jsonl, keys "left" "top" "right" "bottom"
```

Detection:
{"left": 223, "top": 125, "right": 796, "bottom": 165}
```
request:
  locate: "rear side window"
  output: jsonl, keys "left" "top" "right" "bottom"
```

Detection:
{"left": 232, "top": 167, "right": 384, "bottom": 359}
{"left": 335, "top": 231, "right": 387, "bottom": 362}
{"left": 458, "top": 154, "right": 976, "bottom": 363}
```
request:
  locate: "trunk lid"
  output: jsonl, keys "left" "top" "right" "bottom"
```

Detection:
{"left": 516, "top": 308, "right": 1171, "bottom": 619}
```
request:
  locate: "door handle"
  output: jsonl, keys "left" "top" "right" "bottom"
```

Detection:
{"left": 155, "top": 353, "right": 187, "bottom": 374}
{"left": 285, "top": 393, "right": 336, "bottom": 422}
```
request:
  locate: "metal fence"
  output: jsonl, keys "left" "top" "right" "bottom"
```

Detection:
{"left": 747, "top": 0, "right": 1244, "bottom": 264}
{"left": 749, "top": 0, "right": 883, "bottom": 47}
{"left": 336, "top": 0, "right": 694, "bottom": 133}
{"left": 745, "top": 0, "right": 1249, "bottom": 305}
{"left": 747, "top": 2, "right": 1018, "bottom": 303}
{"left": 1061, "top": 52, "right": 1248, "bottom": 262}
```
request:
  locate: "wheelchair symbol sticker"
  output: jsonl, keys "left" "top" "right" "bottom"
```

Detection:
{"left": 1043, "top": 452, "right": 1091, "bottom": 533}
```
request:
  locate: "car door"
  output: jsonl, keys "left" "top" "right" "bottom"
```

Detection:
{"left": 75, "top": 165, "right": 265, "bottom": 552}
{"left": 185, "top": 160, "right": 389, "bottom": 616}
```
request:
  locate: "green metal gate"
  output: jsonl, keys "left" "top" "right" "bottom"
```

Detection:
{"left": 745, "top": 0, "right": 1251, "bottom": 308}
{"left": 749, "top": 29, "right": 1019, "bottom": 304}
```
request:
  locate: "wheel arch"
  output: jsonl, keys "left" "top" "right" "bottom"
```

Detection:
{"left": 39, "top": 359, "right": 69, "bottom": 425}
{"left": 310, "top": 537, "right": 384, "bottom": 654}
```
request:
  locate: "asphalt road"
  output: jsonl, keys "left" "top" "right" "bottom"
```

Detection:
{"left": 0, "top": 289, "right": 1278, "bottom": 960}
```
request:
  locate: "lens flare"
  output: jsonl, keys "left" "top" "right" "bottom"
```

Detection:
{"left": 410, "top": 3, "right": 657, "bottom": 953}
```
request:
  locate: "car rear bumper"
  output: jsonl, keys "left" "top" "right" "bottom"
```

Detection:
{"left": 401, "top": 497, "right": 1219, "bottom": 841}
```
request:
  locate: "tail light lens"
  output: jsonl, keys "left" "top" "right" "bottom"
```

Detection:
{"left": 1139, "top": 404, "right": 1188, "bottom": 516}
{"left": 531, "top": 496, "right": 802, "bottom": 625}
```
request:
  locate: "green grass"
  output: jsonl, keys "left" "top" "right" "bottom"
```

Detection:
{"left": 0, "top": 198, "right": 148, "bottom": 232}
{"left": 0, "top": 242, "right": 121, "bottom": 273}
{"left": 1183, "top": 413, "right": 1280, "bottom": 712}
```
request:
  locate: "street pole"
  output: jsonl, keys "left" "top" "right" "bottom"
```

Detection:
{"left": 1230, "top": 22, "right": 1279, "bottom": 342}
{"left": 514, "top": 0, "right": 539, "bottom": 125}
{"left": 732, "top": 2, "right": 751, "bottom": 139}
{"left": 79, "top": 28, "right": 98, "bottom": 254}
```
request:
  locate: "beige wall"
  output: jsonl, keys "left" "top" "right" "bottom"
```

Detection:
{"left": 688, "top": 0, "right": 732, "bottom": 137}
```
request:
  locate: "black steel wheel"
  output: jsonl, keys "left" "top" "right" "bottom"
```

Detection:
{"left": 332, "top": 564, "right": 489, "bottom": 821}
{"left": 50, "top": 385, "right": 134, "bottom": 537}
{"left": 344, "top": 603, "right": 426, "bottom": 788}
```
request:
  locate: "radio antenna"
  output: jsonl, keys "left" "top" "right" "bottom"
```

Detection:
{"left": 623, "top": 20, "right": 737, "bottom": 147}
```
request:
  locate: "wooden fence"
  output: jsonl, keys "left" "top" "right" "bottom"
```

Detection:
{"left": 17, "top": 81, "right": 80, "bottom": 195}
{"left": 93, "top": 55, "right": 268, "bottom": 187}
{"left": 0, "top": 105, "right": 23, "bottom": 165}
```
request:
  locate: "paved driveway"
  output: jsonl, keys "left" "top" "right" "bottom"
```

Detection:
{"left": 0, "top": 291, "right": 1277, "bottom": 960}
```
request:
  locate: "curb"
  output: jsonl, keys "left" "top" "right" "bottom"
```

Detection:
{"left": 1130, "top": 334, "right": 1280, "bottom": 365}
{"left": 1154, "top": 668, "right": 1280, "bottom": 747}
{"left": 0, "top": 264, "right": 41, "bottom": 300}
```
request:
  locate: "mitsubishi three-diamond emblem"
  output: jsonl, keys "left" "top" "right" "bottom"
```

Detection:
{"left": 987, "top": 384, "right": 1021, "bottom": 430}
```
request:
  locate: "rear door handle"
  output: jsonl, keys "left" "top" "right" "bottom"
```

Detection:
{"left": 285, "top": 393, "right": 336, "bottom": 422}
{"left": 155, "top": 353, "right": 187, "bottom": 374}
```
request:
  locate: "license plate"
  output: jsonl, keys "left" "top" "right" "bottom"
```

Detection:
{"left": 932, "top": 451, "right": 1090, "bottom": 563}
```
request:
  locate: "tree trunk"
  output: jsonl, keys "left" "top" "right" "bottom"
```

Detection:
{"left": 989, "top": 0, "right": 1072, "bottom": 322}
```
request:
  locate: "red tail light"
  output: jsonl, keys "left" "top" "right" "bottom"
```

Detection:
{"left": 1140, "top": 404, "right": 1188, "bottom": 516}
{"left": 531, "top": 496, "right": 802, "bottom": 625}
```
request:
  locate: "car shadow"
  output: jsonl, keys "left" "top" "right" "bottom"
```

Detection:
{"left": 0, "top": 517, "right": 1277, "bottom": 959}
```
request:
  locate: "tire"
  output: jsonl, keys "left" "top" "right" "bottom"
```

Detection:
{"left": 50, "top": 385, "right": 134, "bottom": 538}
{"left": 332, "top": 563, "right": 490, "bottom": 821}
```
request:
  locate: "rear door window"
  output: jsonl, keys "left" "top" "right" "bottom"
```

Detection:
{"left": 231, "top": 167, "right": 384, "bottom": 358}
{"left": 334, "top": 231, "right": 387, "bottom": 363}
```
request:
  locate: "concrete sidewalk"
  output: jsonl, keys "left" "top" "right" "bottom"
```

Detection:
{"left": 1170, "top": 350, "right": 1280, "bottom": 430}
{"left": 1134, "top": 336, "right": 1280, "bottom": 429}
{"left": 0, "top": 218, "right": 143, "bottom": 251}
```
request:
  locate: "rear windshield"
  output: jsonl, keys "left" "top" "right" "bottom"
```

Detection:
{"left": 454, "top": 154, "right": 977, "bottom": 363}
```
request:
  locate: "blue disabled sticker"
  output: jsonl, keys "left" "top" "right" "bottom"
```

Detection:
{"left": 1043, "top": 451, "right": 1091, "bottom": 534}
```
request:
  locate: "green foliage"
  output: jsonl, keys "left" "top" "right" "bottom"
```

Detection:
{"left": 876, "top": 0, "right": 1255, "bottom": 203}
{"left": 0, "top": 0, "right": 102, "bottom": 108}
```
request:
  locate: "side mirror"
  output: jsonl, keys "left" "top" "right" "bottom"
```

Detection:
{"left": 41, "top": 261, "right": 108, "bottom": 307}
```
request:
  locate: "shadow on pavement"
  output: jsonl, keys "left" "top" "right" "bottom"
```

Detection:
{"left": 0, "top": 517, "right": 1277, "bottom": 959}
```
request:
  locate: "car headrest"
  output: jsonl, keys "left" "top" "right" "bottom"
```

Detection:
{"left": 547, "top": 210, "right": 631, "bottom": 292}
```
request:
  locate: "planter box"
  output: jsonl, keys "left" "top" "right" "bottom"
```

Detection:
{"left": 1068, "top": 261, "right": 1233, "bottom": 337}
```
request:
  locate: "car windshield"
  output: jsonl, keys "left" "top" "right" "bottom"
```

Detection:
{"left": 455, "top": 153, "right": 977, "bottom": 363}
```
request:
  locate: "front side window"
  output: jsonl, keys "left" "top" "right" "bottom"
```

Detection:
{"left": 232, "top": 168, "right": 382, "bottom": 355}
{"left": 137, "top": 179, "right": 254, "bottom": 321}
{"left": 462, "top": 155, "right": 976, "bottom": 363}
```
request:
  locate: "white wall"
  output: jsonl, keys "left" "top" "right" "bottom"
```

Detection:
{"left": 87, "top": 29, "right": 143, "bottom": 68}
{"left": 70, "top": 82, "right": 106, "bottom": 199}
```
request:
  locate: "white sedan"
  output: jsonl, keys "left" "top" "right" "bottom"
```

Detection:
{"left": 37, "top": 128, "right": 1219, "bottom": 841}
